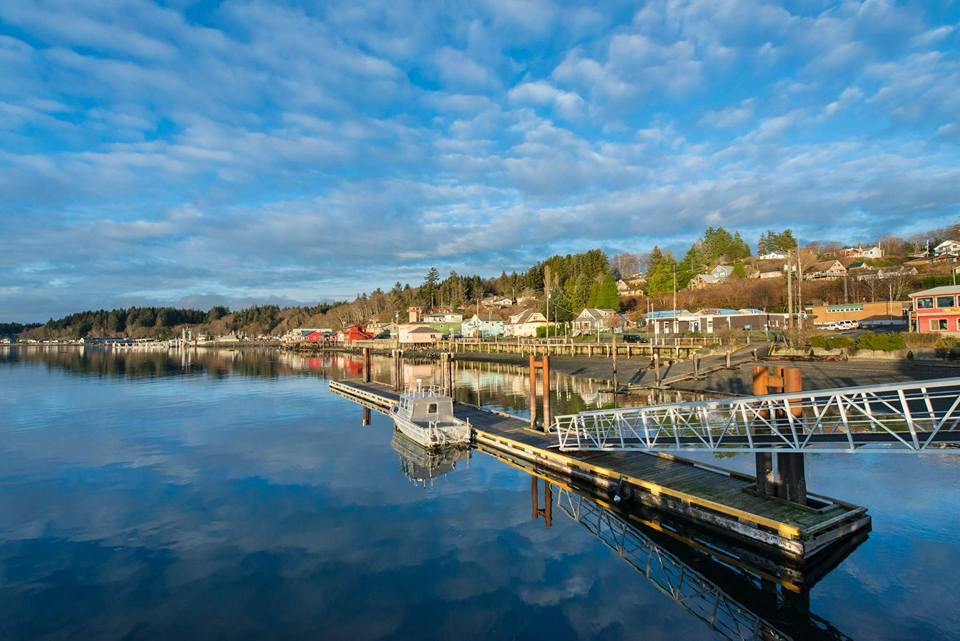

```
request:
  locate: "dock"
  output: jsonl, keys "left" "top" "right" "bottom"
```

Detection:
{"left": 329, "top": 379, "right": 871, "bottom": 561}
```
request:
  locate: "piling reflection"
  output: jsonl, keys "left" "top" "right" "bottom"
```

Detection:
{"left": 516, "top": 469, "right": 860, "bottom": 641}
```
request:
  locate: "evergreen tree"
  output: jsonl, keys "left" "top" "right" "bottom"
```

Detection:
{"left": 647, "top": 254, "right": 678, "bottom": 297}
{"left": 588, "top": 273, "right": 620, "bottom": 310}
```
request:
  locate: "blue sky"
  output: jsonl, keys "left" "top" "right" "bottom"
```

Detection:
{"left": 2, "top": 0, "right": 959, "bottom": 321}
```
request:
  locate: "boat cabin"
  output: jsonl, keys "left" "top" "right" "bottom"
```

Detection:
{"left": 397, "top": 388, "right": 456, "bottom": 423}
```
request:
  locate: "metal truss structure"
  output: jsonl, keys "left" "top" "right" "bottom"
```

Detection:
{"left": 554, "top": 377, "right": 960, "bottom": 453}
{"left": 555, "top": 488, "right": 849, "bottom": 641}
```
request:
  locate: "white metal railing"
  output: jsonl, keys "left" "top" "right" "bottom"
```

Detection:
{"left": 554, "top": 377, "right": 960, "bottom": 453}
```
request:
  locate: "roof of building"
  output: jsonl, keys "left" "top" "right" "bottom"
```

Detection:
{"left": 577, "top": 308, "right": 616, "bottom": 320}
{"left": 645, "top": 309, "right": 690, "bottom": 319}
{"left": 510, "top": 309, "right": 545, "bottom": 324}
{"left": 911, "top": 285, "right": 960, "bottom": 297}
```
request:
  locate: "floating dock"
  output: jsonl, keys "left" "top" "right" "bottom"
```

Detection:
{"left": 330, "top": 379, "right": 871, "bottom": 561}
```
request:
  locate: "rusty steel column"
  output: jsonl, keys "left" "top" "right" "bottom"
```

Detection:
{"left": 778, "top": 367, "right": 808, "bottom": 504}
{"left": 753, "top": 366, "right": 774, "bottom": 497}
{"left": 528, "top": 353, "right": 538, "bottom": 428}
{"left": 541, "top": 354, "right": 551, "bottom": 432}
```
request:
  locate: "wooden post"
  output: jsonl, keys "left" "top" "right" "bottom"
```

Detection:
{"left": 362, "top": 406, "right": 371, "bottom": 426}
{"left": 541, "top": 354, "right": 551, "bottom": 431}
{"left": 725, "top": 350, "right": 732, "bottom": 369}
{"left": 362, "top": 347, "right": 371, "bottom": 383}
{"left": 528, "top": 353, "right": 538, "bottom": 428}
{"left": 753, "top": 366, "right": 775, "bottom": 497}
{"left": 694, "top": 356, "right": 700, "bottom": 379}
{"left": 654, "top": 352, "right": 661, "bottom": 387}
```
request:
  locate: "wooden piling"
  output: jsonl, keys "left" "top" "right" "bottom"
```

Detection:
{"left": 753, "top": 367, "right": 775, "bottom": 497}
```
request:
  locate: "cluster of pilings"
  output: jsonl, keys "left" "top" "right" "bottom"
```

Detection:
{"left": 753, "top": 365, "right": 808, "bottom": 504}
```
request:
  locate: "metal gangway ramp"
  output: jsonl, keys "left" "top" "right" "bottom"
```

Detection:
{"left": 553, "top": 377, "right": 960, "bottom": 453}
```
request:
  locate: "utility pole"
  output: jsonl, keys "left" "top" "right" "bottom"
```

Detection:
{"left": 672, "top": 267, "right": 678, "bottom": 336}
{"left": 786, "top": 250, "right": 794, "bottom": 333}
{"left": 796, "top": 241, "right": 804, "bottom": 331}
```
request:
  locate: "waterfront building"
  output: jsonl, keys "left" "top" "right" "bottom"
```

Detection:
{"left": 811, "top": 301, "right": 908, "bottom": 327}
{"left": 407, "top": 306, "right": 423, "bottom": 323}
{"left": 909, "top": 285, "right": 960, "bottom": 334}
{"left": 644, "top": 308, "right": 788, "bottom": 335}
{"left": 398, "top": 324, "right": 443, "bottom": 344}
{"left": 461, "top": 314, "right": 505, "bottom": 338}
{"left": 423, "top": 312, "right": 463, "bottom": 324}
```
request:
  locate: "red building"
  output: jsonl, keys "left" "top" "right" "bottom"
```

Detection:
{"left": 339, "top": 325, "right": 374, "bottom": 342}
{"left": 909, "top": 285, "right": 960, "bottom": 334}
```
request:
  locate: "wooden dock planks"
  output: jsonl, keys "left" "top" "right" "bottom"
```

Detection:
{"left": 328, "top": 378, "right": 870, "bottom": 559}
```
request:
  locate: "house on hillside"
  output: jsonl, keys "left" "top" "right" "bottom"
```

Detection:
{"left": 461, "top": 314, "right": 505, "bottom": 338}
{"left": 573, "top": 308, "right": 624, "bottom": 335}
{"left": 805, "top": 260, "right": 847, "bottom": 280}
{"left": 689, "top": 265, "right": 734, "bottom": 289}
{"left": 423, "top": 312, "right": 463, "bottom": 324}
{"left": 843, "top": 244, "right": 883, "bottom": 259}
{"left": 506, "top": 309, "right": 547, "bottom": 337}
{"left": 616, "top": 274, "right": 646, "bottom": 297}
{"left": 481, "top": 296, "right": 513, "bottom": 309}
{"left": 751, "top": 262, "right": 785, "bottom": 279}
{"left": 757, "top": 251, "right": 788, "bottom": 260}
{"left": 934, "top": 240, "right": 960, "bottom": 258}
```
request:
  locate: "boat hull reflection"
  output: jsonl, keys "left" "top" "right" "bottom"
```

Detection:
{"left": 390, "top": 430, "right": 471, "bottom": 487}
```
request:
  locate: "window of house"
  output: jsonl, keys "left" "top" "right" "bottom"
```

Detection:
{"left": 427, "top": 403, "right": 438, "bottom": 414}
{"left": 931, "top": 319, "right": 948, "bottom": 331}
{"left": 938, "top": 296, "right": 956, "bottom": 308}
{"left": 916, "top": 297, "right": 934, "bottom": 309}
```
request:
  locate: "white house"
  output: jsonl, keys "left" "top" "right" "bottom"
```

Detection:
{"left": 805, "top": 260, "right": 848, "bottom": 280}
{"left": 616, "top": 278, "right": 645, "bottom": 297}
{"left": 934, "top": 240, "right": 960, "bottom": 258}
{"left": 506, "top": 309, "right": 547, "bottom": 337}
{"left": 757, "top": 251, "right": 788, "bottom": 260}
{"left": 843, "top": 244, "right": 884, "bottom": 259}
{"left": 573, "top": 308, "right": 624, "bottom": 335}
{"left": 461, "top": 314, "right": 505, "bottom": 338}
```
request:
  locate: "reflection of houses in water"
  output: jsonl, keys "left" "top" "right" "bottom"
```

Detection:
{"left": 540, "top": 480, "right": 859, "bottom": 641}
{"left": 390, "top": 430, "right": 471, "bottom": 487}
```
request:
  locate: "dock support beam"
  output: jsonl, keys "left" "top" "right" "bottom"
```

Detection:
{"left": 752, "top": 365, "right": 808, "bottom": 504}
{"left": 362, "top": 347, "right": 371, "bottom": 383}
{"left": 392, "top": 349, "right": 404, "bottom": 391}
{"left": 528, "top": 354, "right": 552, "bottom": 432}
{"left": 530, "top": 477, "right": 552, "bottom": 528}
{"left": 439, "top": 352, "right": 455, "bottom": 396}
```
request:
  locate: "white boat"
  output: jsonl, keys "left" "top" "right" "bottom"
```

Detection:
{"left": 390, "top": 384, "right": 471, "bottom": 449}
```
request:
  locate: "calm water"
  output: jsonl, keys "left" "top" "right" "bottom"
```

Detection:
{"left": 1, "top": 347, "right": 959, "bottom": 640}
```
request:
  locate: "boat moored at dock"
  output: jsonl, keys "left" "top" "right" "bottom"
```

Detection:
{"left": 390, "top": 383, "right": 472, "bottom": 448}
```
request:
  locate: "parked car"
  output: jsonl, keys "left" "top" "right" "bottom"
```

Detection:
{"left": 622, "top": 334, "right": 649, "bottom": 343}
